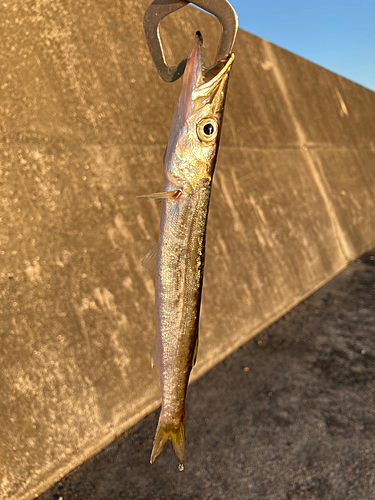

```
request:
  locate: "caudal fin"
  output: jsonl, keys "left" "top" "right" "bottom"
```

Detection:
{"left": 150, "top": 414, "right": 185, "bottom": 468}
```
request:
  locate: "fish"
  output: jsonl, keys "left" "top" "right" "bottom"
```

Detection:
{"left": 142, "top": 31, "right": 235, "bottom": 469}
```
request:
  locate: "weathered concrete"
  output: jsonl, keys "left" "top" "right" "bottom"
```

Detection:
{"left": 0, "top": 1, "right": 374, "bottom": 499}
{"left": 38, "top": 250, "right": 375, "bottom": 500}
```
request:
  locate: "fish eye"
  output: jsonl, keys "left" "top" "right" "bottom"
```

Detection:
{"left": 196, "top": 117, "right": 218, "bottom": 143}
{"left": 204, "top": 123, "right": 214, "bottom": 135}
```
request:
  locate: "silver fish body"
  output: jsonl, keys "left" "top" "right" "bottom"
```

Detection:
{"left": 147, "top": 33, "right": 234, "bottom": 468}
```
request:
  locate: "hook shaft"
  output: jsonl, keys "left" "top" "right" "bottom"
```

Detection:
{"left": 143, "top": 0, "right": 238, "bottom": 82}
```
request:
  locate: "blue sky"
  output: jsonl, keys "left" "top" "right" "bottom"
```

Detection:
{"left": 229, "top": 0, "right": 375, "bottom": 91}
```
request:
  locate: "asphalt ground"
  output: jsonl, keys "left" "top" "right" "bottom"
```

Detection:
{"left": 39, "top": 249, "right": 375, "bottom": 500}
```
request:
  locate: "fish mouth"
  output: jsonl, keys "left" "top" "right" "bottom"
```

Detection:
{"left": 201, "top": 52, "right": 234, "bottom": 87}
{"left": 184, "top": 31, "right": 235, "bottom": 95}
{"left": 199, "top": 53, "right": 235, "bottom": 95}
{"left": 178, "top": 32, "right": 235, "bottom": 125}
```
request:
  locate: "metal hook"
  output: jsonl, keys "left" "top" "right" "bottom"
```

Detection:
{"left": 143, "top": 0, "right": 238, "bottom": 82}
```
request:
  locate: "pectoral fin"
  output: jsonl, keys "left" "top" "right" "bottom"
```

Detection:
{"left": 137, "top": 190, "right": 180, "bottom": 200}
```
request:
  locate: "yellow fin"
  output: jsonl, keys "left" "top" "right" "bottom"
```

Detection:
{"left": 150, "top": 415, "right": 185, "bottom": 469}
{"left": 137, "top": 190, "right": 180, "bottom": 200}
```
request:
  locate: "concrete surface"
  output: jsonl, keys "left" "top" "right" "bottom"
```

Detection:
{"left": 38, "top": 249, "right": 375, "bottom": 500}
{"left": 1, "top": 1, "right": 375, "bottom": 499}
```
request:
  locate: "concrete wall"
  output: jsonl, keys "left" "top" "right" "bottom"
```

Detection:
{"left": 1, "top": 1, "right": 375, "bottom": 499}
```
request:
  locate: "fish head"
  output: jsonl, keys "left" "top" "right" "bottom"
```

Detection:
{"left": 164, "top": 32, "right": 235, "bottom": 194}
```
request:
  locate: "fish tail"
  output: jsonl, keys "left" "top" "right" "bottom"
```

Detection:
{"left": 150, "top": 412, "right": 185, "bottom": 468}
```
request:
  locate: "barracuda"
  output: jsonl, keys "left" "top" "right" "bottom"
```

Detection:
{"left": 142, "top": 32, "right": 234, "bottom": 469}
